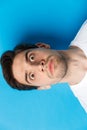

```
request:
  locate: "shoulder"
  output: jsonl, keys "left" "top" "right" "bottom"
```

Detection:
{"left": 69, "top": 45, "right": 82, "bottom": 51}
{"left": 69, "top": 45, "right": 87, "bottom": 58}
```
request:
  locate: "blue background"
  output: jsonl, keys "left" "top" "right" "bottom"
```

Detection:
{"left": 0, "top": 0, "right": 87, "bottom": 130}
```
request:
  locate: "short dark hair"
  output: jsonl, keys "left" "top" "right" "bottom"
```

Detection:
{"left": 0, "top": 43, "right": 39, "bottom": 90}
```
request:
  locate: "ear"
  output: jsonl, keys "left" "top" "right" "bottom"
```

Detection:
{"left": 37, "top": 85, "right": 51, "bottom": 90}
{"left": 35, "top": 42, "right": 51, "bottom": 49}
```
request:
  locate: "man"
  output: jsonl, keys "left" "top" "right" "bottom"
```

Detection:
{"left": 1, "top": 20, "right": 87, "bottom": 112}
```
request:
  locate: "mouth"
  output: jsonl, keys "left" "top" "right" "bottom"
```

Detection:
{"left": 48, "top": 58, "right": 54, "bottom": 76}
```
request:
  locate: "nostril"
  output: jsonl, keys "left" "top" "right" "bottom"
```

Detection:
{"left": 41, "top": 60, "right": 45, "bottom": 65}
{"left": 42, "top": 68, "right": 44, "bottom": 72}
{"left": 42, "top": 62, "right": 44, "bottom": 66}
{"left": 40, "top": 60, "right": 45, "bottom": 72}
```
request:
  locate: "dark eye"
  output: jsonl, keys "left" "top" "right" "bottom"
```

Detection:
{"left": 29, "top": 54, "right": 35, "bottom": 62}
{"left": 29, "top": 73, "right": 35, "bottom": 80}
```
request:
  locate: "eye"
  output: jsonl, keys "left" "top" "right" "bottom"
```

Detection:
{"left": 29, "top": 73, "right": 35, "bottom": 80}
{"left": 29, "top": 54, "right": 35, "bottom": 62}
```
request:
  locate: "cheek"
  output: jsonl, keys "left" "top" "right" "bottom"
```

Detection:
{"left": 35, "top": 73, "right": 51, "bottom": 85}
{"left": 35, "top": 54, "right": 47, "bottom": 61}
{"left": 35, "top": 51, "right": 53, "bottom": 60}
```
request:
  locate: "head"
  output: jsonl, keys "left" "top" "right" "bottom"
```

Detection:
{"left": 1, "top": 42, "right": 67, "bottom": 90}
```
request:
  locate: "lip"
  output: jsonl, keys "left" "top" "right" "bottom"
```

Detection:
{"left": 48, "top": 58, "right": 54, "bottom": 75}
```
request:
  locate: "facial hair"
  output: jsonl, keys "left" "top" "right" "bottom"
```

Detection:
{"left": 46, "top": 51, "right": 68, "bottom": 81}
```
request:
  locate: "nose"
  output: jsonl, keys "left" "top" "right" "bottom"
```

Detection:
{"left": 29, "top": 60, "right": 46, "bottom": 72}
{"left": 39, "top": 60, "right": 45, "bottom": 72}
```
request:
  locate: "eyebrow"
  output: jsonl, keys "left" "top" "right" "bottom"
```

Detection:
{"left": 25, "top": 50, "right": 30, "bottom": 62}
{"left": 25, "top": 73, "right": 31, "bottom": 84}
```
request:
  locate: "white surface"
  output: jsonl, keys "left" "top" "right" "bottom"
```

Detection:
{"left": 70, "top": 20, "right": 87, "bottom": 112}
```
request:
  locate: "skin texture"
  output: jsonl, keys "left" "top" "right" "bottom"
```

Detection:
{"left": 12, "top": 48, "right": 67, "bottom": 89}
{"left": 12, "top": 43, "right": 87, "bottom": 90}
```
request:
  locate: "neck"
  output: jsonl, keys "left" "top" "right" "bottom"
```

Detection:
{"left": 57, "top": 48, "right": 87, "bottom": 85}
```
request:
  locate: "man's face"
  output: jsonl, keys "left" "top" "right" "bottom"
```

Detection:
{"left": 12, "top": 48, "right": 66, "bottom": 89}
